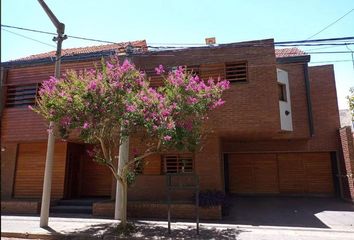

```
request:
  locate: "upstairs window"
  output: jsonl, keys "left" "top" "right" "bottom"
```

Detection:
{"left": 162, "top": 154, "right": 194, "bottom": 174}
{"left": 6, "top": 83, "right": 39, "bottom": 108}
{"left": 225, "top": 62, "right": 247, "bottom": 82}
{"left": 278, "top": 83, "right": 287, "bottom": 102}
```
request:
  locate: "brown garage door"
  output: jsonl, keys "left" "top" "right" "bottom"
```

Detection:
{"left": 229, "top": 153, "right": 279, "bottom": 194}
{"left": 228, "top": 152, "right": 334, "bottom": 195}
{"left": 14, "top": 142, "right": 67, "bottom": 199}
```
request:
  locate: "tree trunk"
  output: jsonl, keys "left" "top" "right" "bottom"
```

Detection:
{"left": 120, "top": 181, "right": 128, "bottom": 227}
{"left": 115, "top": 133, "right": 129, "bottom": 220}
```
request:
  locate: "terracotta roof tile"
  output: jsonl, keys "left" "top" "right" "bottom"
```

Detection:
{"left": 15, "top": 40, "right": 147, "bottom": 61}
{"left": 275, "top": 48, "right": 307, "bottom": 58}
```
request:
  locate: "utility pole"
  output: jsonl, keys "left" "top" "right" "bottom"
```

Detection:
{"left": 114, "top": 44, "right": 134, "bottom": 220}
{"left": 37, "top": 0, "right": 67, "bottom": 228}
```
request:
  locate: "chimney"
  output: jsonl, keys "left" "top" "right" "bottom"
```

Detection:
{"left": 205, "top": 37, "right": 216, "bottom": 45}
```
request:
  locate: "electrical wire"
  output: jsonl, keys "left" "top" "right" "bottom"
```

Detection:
{"left": 2, "top": 28, "right": 56, "bottom": 48}
{"left": 306, "top": 8, "right": 354, "bottom": 40}
{"left": 2, "top": 24, "right": 354, "bottom": 49}
{"left": 2, "top": 24, "right": 354, "bottom": 66}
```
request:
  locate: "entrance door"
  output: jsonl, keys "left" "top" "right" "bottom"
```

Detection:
{"left": 64, "top": 143, "right": 112, "bottom": 198}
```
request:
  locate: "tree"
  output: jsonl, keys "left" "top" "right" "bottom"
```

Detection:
{"left": 32, "top": 56, "right": 229, "bottom": 227}
{"left": 348, "top": 87, "right": 354, "bottom": 119}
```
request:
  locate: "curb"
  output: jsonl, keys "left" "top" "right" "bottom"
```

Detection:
{"left": 2, "top": 232, "right": 142, "bottom": 240}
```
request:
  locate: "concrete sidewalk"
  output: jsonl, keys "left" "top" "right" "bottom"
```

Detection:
{"left": 2, "top": 215, "right": 354, "bottom": 240}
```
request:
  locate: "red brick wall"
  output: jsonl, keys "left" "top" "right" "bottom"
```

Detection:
{"left": 339, "top": 126, "right": 354, "bottom": 201}
{"left": 93, "top": 201, "right": 222, "bottom": 220}
{"left": 134, "top": 39, "right": 280, "bottom": 139}
{"left": 222, "top": 64, "right": 340, "bottom": 153}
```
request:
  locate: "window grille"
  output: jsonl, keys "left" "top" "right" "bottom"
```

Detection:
{"left": 162, "top": 154, "right": 194, "bottom": 174}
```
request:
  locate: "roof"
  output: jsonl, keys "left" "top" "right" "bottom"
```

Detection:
{"left": 2, "top": 40, "right": 308, "bottom": 67}
{"left": 275, "top": 48, "right": 306, "bottom": 58}
{"left": 14, "top": 40, "right": 148, "bottom": 62}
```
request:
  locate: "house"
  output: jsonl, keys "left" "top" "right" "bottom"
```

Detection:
{"left": 339, "top": 109, "right": 353, "bottom": 130}
{"left": 1, "top": 38, "right": 354, "bottom": 219}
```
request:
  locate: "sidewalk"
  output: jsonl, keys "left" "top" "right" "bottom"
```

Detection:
{"left": 2, "top": 215, "right": 354, "bottom": 240}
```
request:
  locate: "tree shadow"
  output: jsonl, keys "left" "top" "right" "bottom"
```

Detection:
{"left": 52, "top": 221, "right": 243, "bottom": 239}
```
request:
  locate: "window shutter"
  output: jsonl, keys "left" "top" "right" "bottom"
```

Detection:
{"left": 225, "top": 62, "right": 247, "bottom": 82}
{"left": 6, "top": 83, "right": 40, "bottom": 108}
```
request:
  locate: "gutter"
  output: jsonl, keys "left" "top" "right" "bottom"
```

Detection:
{"left": 303, "top": 63, "right": 315, "bottom": 137}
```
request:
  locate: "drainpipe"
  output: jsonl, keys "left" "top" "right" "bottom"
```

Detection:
{"left": 37, "top": 0, "right": 67, "bottom": 228}
{"left": 303, "top": 63, "right": 314, "bottom": 137}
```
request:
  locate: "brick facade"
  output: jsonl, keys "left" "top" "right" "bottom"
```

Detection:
{"left": 339, "top": 126, "right": 354, "bottom": 201}
{"left": 1, "top": 38, "right": 348, "bottom": 220}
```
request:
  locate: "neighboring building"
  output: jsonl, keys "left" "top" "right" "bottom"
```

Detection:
{"left": 1, "top": 38, "right": 354, "bottom": 219}
{"left": 339, "top": 109, "right": 354, "bottom": 130}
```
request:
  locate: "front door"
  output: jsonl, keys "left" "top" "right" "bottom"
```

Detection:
{"left": 64, "top": 143, "right": 112, "bottom": 198}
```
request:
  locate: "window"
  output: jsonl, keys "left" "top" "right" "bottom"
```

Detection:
{"left": 225, "top": 62, "right": 247, "bottom": 82}
{"left": 278, "top": 83, "right": 287, "bottom": 102}
{"left": 6, "top": 83, "right": 40, "bottom": 108}
{"left": 162, "top": 154, "right": 194, "bottom": 174}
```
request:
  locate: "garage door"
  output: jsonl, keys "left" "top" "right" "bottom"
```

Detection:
{"left": 228, "top": 152, "right": 334, "bottom": 195}
{"left": 13, "top": 142, "right": 67, "bottom": 199}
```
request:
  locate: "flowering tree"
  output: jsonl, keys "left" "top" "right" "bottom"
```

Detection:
{"left": 32, "top": 56, "right": 229, "bottom": 227}
{"left": 348, "top": 87, "right": 354, "bottom": 120}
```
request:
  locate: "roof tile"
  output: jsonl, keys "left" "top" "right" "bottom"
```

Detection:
{"left": 14, "top": 40, "right": 147, "bottom": 61}
{"left": 275, "top": 47, "right": 306, "bottom": 58}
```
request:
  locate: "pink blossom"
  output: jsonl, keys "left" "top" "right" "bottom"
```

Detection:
{"left": 211, "top": 98, "right": 225, "bottom": 109}
{"left": 60, "top": 116, "right": 72, "bottom": 127}
{"left": 88, "top": 80, "right": 97, "bottom": 91}
{"left": 164, "top": 135, "right": 172, "bottom": 141}
{"left": 167, "top": 122, "right": 175, "bottom": 129}
{"left": 106, "top": 61, "right": 114, "bottom": 70}
{"left": 83, "top": 122, "right": 89, "bottom": 129}
{"left": 87, "top": 149, "right": 95, "bottom": 158}
{"left": 155, "top": 64, "right": 165, "bottom": 75}
{"left": 187, "top": 97, "right": 198, "bottom": 104}
{"left": 28, "top": 105, "right": 34, "bottom": 111}
{"left": 161, "top": 109, "right": 171, "bottom": 117}
{"left": 121, "top": 59, "right": 133, "bottom": 72}
{"left": 126, "top": 104, "right": 136, "bottom": 112}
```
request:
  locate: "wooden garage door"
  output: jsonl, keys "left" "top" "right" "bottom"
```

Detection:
{"left": 278, "top": 153, "right": 334, "bottom": 194}
{"left": 229, "top": 152, "right": 334, "bottom": 195}
{"left": 229, "top": 153, "right": 279, "bottom": 193}
{"left": 14, "top": 142, "right": 67, "bottom": 199}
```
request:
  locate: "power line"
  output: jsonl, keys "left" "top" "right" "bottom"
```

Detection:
{"left": 306, "top": 51, "right": 354, "bottom": 54}
{"left": 307, "top": 8, "right": 354, "bottom": 40}
{"left": 1, "top": 28, "right": 56, "bottom": 48}
{"left": 2, "top": 24, "right": 354, "bottom": 49}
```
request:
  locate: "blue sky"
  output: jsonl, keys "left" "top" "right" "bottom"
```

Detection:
{"left": 1, "top": 0, "right": 353, "bottom": 109}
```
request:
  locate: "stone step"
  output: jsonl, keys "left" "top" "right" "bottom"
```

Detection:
{"left": 56, "top": 199, "right": 95, "bottom": 206}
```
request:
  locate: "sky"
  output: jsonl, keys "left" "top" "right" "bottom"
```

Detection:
{"left": 1, "top": 0, "right": 353, "bottom": 110}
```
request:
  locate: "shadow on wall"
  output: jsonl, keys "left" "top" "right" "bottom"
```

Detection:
{"left": 222, "top": 196, "right": 354, "bottom": 229}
